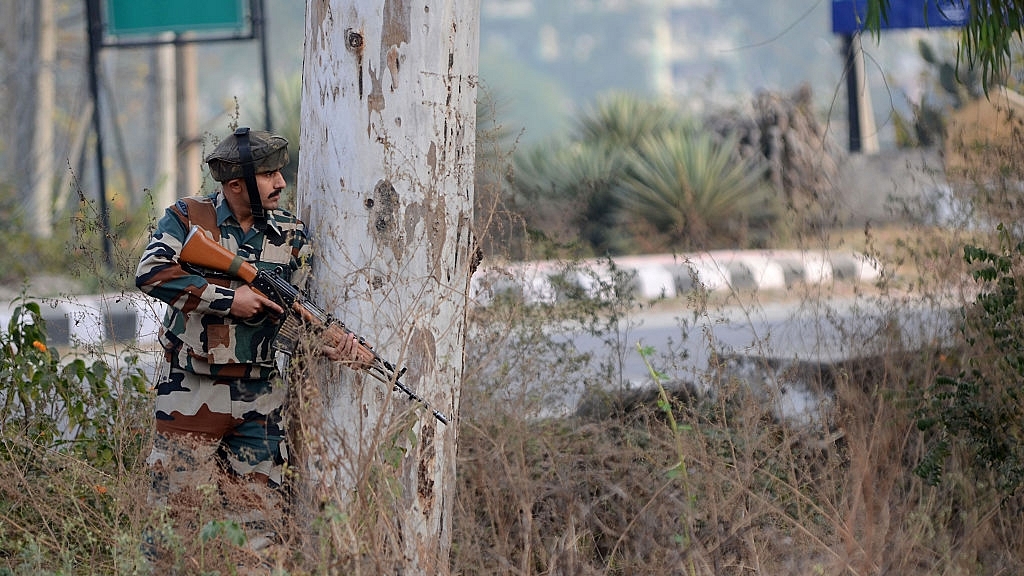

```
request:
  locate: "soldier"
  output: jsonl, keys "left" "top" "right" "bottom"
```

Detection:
{"left": 135, "top": 127, "right": 370, "bottom": 557}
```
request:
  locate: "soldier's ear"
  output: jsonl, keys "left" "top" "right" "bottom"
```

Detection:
{"left": 225, "top": 178, "right": 245, "bottom": 194}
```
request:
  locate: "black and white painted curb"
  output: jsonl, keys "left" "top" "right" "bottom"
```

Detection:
{"left": 1, "top": 251, "right": 881, "bottom": 347}
{"left": 470, "top": 250, "right": 883, "bottom": 306}
{"left": 0, "top": 294, "right": 165, "bottom": 348}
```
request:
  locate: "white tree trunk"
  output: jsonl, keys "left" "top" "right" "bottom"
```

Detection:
{"left": 30, "top": 0, "right": 55, "bottom": 237}
{"left": 176, "top": 43, "right": 202, "bottom": 198}
{"left": 297, "top": 0, "right": 478, "bottom": 572}
{"left": 154, "top": 40, "right": 177, "bottom": 208}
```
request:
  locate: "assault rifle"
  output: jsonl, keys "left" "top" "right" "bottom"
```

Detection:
{"left": 179, "top": 225, "right": 449, "bottom": 425}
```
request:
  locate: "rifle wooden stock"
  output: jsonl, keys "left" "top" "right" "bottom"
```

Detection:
{"left": 181, "top": 225, "right": 259, "bottom": 284}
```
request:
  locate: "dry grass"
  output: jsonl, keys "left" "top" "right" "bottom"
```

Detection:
{"left": 449, "top": 292, "right": 996, "bottom": 575}
{"left": 1, "top": 231, "right": 1020, "bottom": 575}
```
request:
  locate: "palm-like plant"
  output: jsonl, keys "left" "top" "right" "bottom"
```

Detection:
{"left": 512, "top": 93, "right": 694, "bottom": 254}
{"left": 512, "top": 137, "right": 628, "bottom": 254}
{"left": 617, "top": 130, "right": 769, "bottom": 250}
{"left": 511, "top": 92, "right": 773, "bottom": 254}
{"left": 574, "top": 93, "right": 689, "bottom": 147}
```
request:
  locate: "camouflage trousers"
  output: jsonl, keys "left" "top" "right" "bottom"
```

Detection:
{"left": 146, "top": 365, "right": 289, "bottom": 549}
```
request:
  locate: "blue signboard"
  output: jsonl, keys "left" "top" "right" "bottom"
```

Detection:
{"left": 832, "top": 0, "right": 969, "bottom": 33}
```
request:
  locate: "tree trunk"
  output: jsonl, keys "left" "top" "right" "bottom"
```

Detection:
{"left": 176, "top": 42, "right": 202, "bottom": 198}
{"left": 297, "top": 1, "right": 478, "bottom": 573}
{"left": 154, "top": 40, "right": 177, "bottom": 208}
{"left": 30, "top": 0, "right": 55, "bottom": 237}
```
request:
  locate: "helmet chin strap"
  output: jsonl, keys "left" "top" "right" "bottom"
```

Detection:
{"left": 233, "top": 127, "right": 266, "bottom": 227}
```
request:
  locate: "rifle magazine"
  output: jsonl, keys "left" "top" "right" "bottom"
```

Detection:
{"left": 273, "top": 313, "right": 304, "bottom": 355}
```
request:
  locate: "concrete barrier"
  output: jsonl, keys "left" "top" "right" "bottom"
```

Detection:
{"left": 2, "top": 250, "right": 884, "bottom": 345}
{"left": 0, "top": 293, "right": 164, "bottom": 348}
{"left": 472, "top": 249, "right": 882, "bottom": 307}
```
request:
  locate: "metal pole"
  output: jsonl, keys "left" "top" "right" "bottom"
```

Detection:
{"left": 85, "top": 0, "right": 112, "bottom": 266}
{"left": 255, "top": 0, "right": 272, "bottom": 131}
{"left": 844, "top": 32, "right": 862, "bottom": 153}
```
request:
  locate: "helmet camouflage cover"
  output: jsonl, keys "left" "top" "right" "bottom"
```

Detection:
{"left": 205, "top": 130, "right": 289, "bottom": 182}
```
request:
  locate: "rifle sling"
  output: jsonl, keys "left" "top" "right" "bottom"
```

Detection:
{"left": 227, "top": 256, "right": 245, "bottom": 277}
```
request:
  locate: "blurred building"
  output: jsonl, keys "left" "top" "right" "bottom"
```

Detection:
{"left": 479, "top": 0, "right": 847, "bottom": 142}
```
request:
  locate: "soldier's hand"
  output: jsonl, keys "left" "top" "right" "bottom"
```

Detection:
{"left": 230, "top": 285, "right": 284, "bottom": 318}
{"left": 323, "top": 333, "right": 374, "bottom": 370}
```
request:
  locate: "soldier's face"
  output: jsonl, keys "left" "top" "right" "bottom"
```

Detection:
{"left": 251, "top": 169, "right": 287, "bottom": 210}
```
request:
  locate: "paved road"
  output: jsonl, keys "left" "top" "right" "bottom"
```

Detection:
{"left": 571, "top": 294, "right": 955, "bottom": 381}
{"left": 536, "top": 292, "right": 958, "bottom": 420}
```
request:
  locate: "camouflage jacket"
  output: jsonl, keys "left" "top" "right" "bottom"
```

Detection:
{"left": 135, "top": 193, "right": 310, "bottom": 379}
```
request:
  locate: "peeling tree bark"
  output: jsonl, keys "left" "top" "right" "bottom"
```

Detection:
{"left": 298, "top": 1, "right": 478, "bottom": 572}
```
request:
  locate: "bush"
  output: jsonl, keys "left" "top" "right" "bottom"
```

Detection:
{"left": 917, "top": 228, "right": 1024, "bottom": 495}
{"left": 0, "top": 297, "right": 151, "bottom": 574}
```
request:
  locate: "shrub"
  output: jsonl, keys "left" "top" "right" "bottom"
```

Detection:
{"left": 0, "top": 297, "right": 151, "bottom": 574}
{"left": 917, "top": 227, "right": 1024, "bottom": 495}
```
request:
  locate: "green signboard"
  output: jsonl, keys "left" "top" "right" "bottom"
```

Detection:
{"left": 106, "top": 0, "right": 247, "bottom": 35}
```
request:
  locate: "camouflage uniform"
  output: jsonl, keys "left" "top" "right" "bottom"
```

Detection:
{"left": 136, "top": 131, "right": 306, "bottom": 542}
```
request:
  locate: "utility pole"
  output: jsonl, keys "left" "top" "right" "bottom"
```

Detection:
{"left": 85, "top": 0, "right": 113, "bottom": 266}
{"left": 842, "top": 32, "right": 879, "bottom": 154}
{"left": 298, "top": 1, "right": 480, "bottom": 573}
